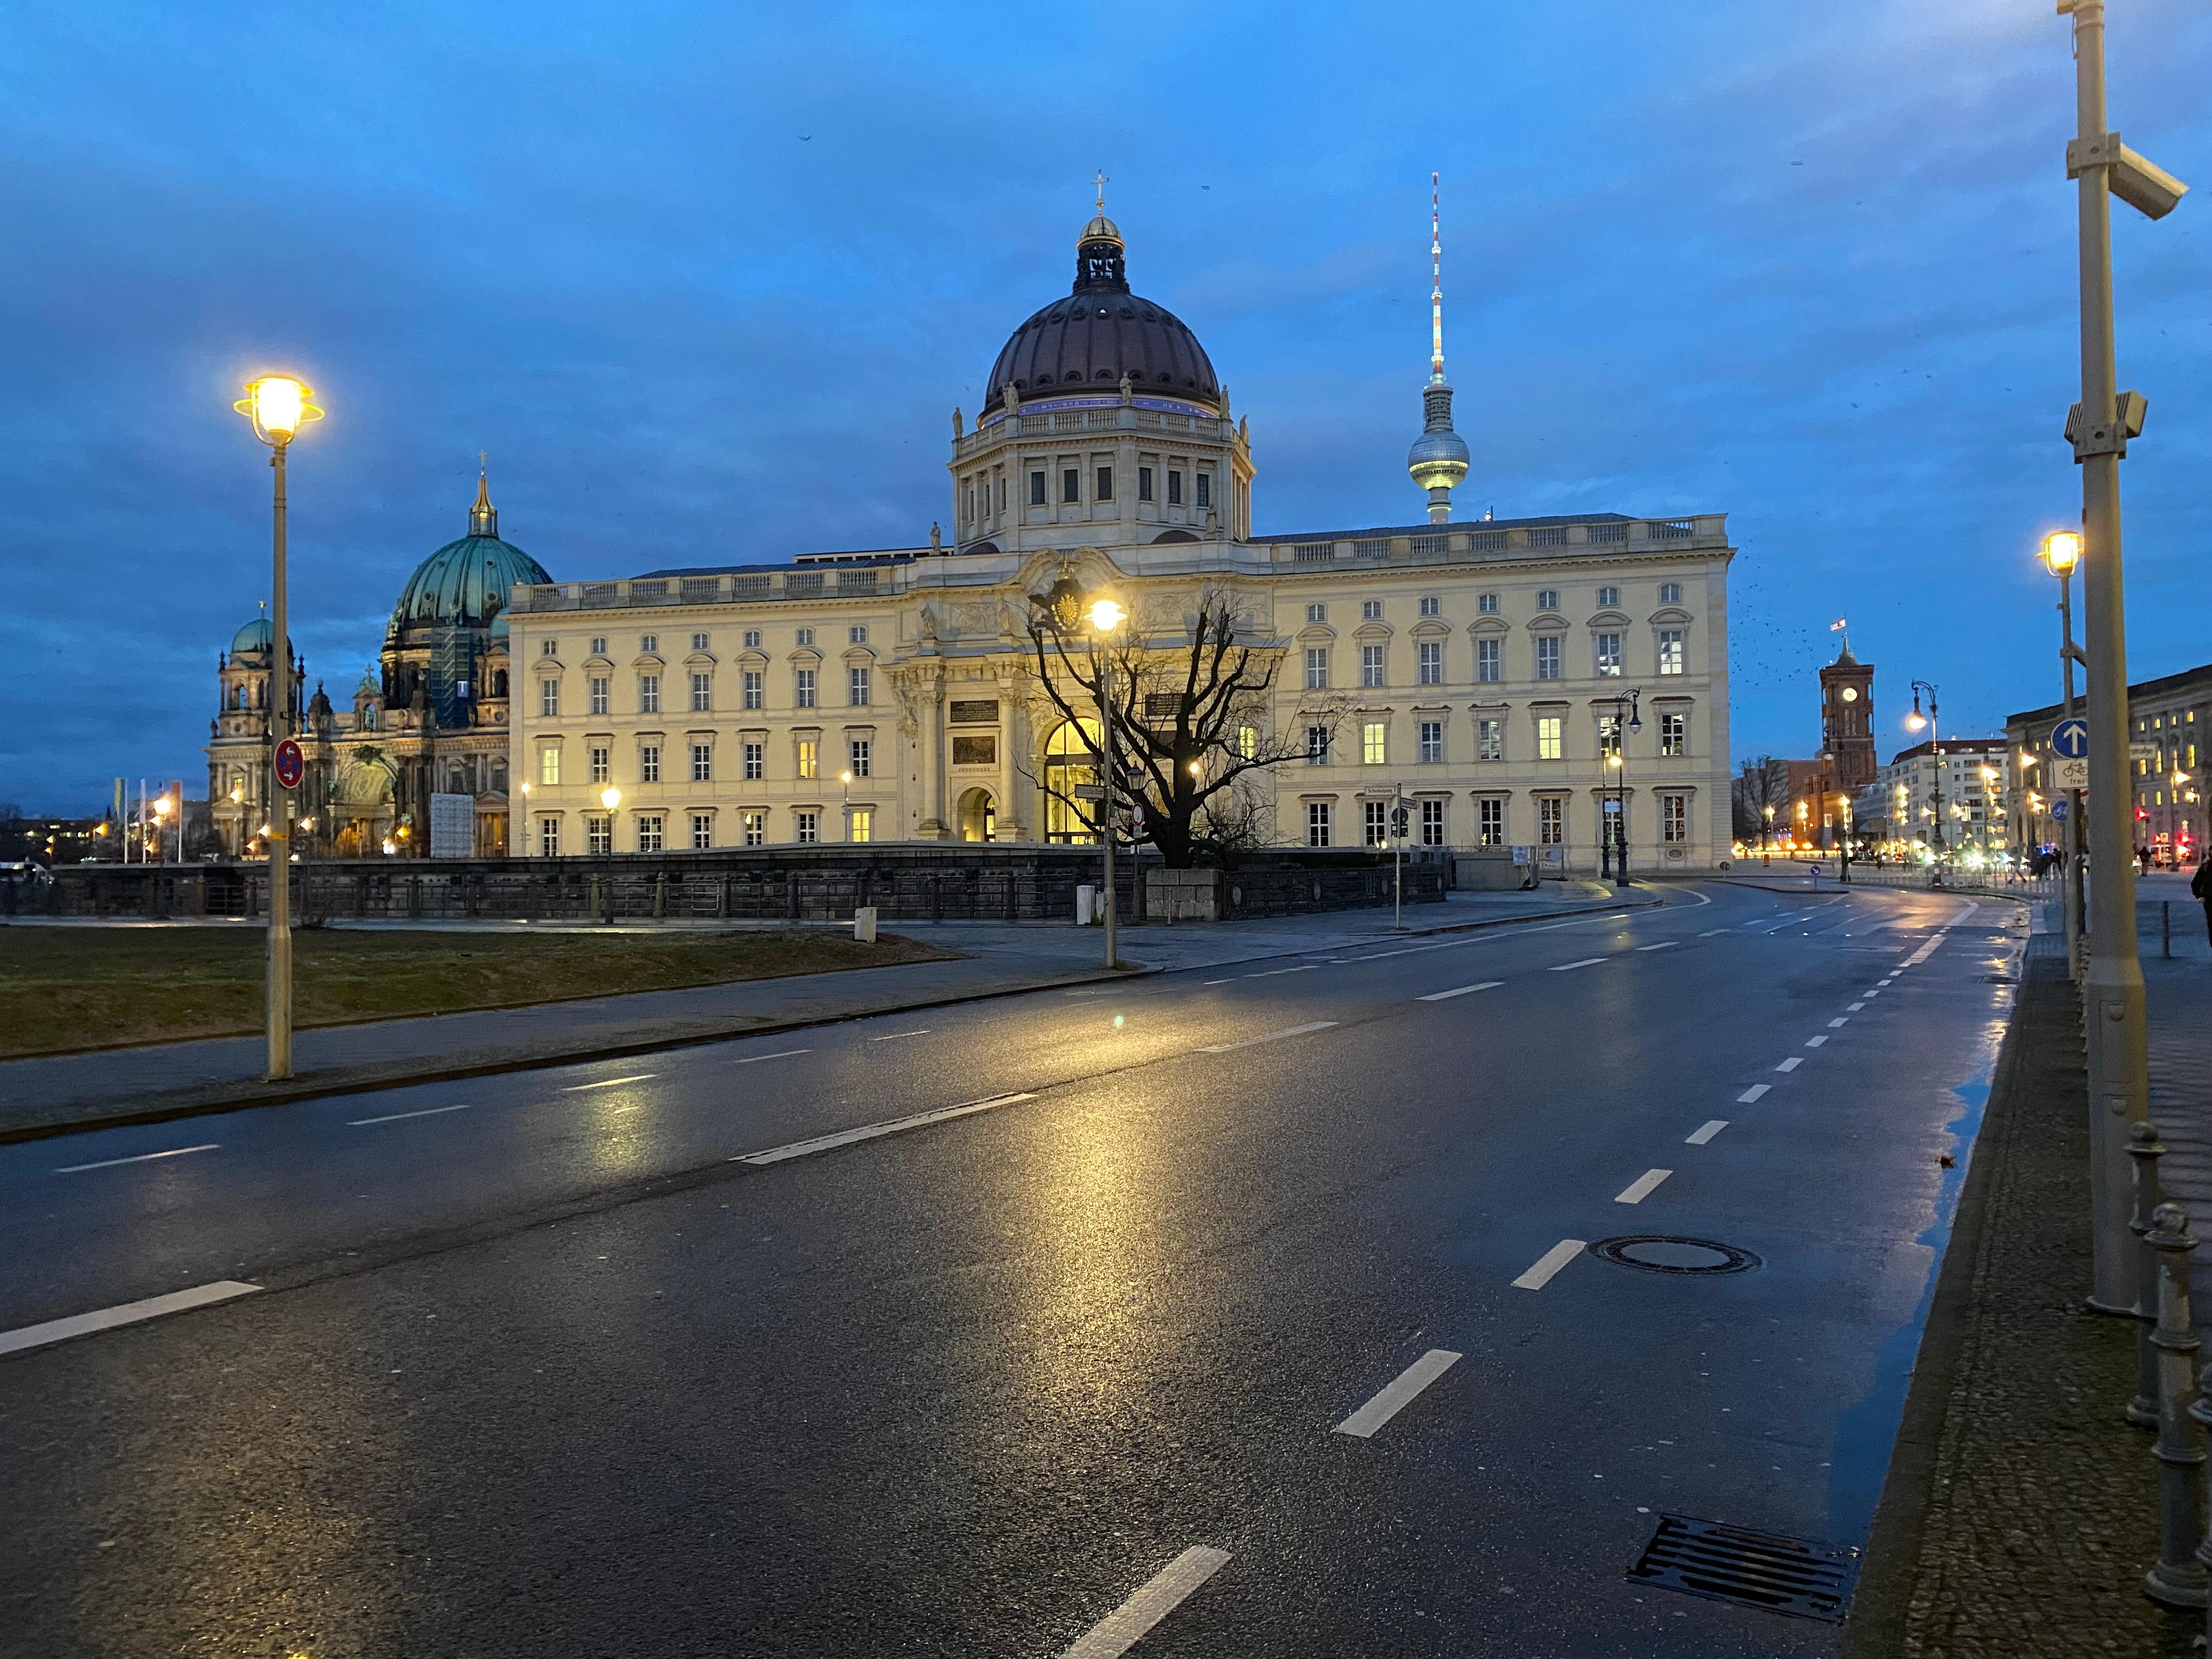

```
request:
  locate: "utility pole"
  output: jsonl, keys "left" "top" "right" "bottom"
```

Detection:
{"left": 2058, "top": 0, "right": 2188, "bottom": 1312}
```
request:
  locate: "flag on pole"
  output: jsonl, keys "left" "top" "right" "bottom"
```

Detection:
{"left": 1830, "top": 618, "right": 1848, "bottom": 633}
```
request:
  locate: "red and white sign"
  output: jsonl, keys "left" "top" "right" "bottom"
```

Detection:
{"left": 273, "top": 738, "right": 305, "bottom": 791}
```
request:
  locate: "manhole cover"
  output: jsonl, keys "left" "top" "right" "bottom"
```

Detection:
{"left": 1589, "top": 1235, "right": 1762, "bottom": 1275}
{"left": 1627, "top": 1512, "right": 1859, "bottom": 1622}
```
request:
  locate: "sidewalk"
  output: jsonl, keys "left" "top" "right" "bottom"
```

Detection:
{"left": 0, "top": 881, "right": 1644, "bottom": 1142}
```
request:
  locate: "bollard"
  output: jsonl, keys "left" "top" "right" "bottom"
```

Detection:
{"left": 2164, "top": 900, "right": 2172, "bottom": 959}
{"left": 2145, "top": 1202, "right": 2208, "bottom": 1607}
{"left": 2129, "top": 1122, "right": 2168, "bottom": 1428}
{"left": 853, "top": 905, "right": 878, "bottom": 945}
{"left": 2191, "top": 1362, "right": 2212, "bottom": 1650}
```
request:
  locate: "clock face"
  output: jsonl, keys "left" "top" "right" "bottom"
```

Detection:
{"left": 1840, "top": 687, "right": 1859, "bottom": 703}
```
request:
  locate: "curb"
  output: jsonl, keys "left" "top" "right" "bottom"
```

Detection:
{"left": 0, "top": 894, "right": 1658, "bottom": 1147}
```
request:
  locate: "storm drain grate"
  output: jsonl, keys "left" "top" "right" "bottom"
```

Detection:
{"left": 1588, "top": 1235, "right": 1762, "bottom": 1276}
{"left": 1627, "top": 1513, "right": 1859, "bottom": 1622}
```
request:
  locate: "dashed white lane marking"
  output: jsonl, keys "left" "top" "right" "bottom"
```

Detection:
{"left": 55, "top": 1144, "right": 219, "bottom": 1173}
{"left": 349, "top": 1103, "right": 475, "bottom": 1126}
{"left": 1827, "top": 1017, "right": 1850, "bottom": 1029}
{"left": 1418, "top": 981, "right": 1505, "bottom": 1002}
{"left": 733, "top": 1048, "right": 811, "bottom": 1065}
{"left": 1335, "top": 1349, "right": 1463, "bottom": 1438}
{"left": 1616, "top": 1168, "right": 1673, "bottom": 1204}
{"left": 1700, "top": 929, "right": 1729, "bottom": 937}
{"left": 1201, "top": 978, "right": 1235, "bottom": 986}
{"left": 1062, "top": 1545, "right": 1233, "bottom": 1659}
{"left": 1514, "top": 1239, "right": 1587, "bottom": 1290}
{"left": 1637, "top": 941, "right": 1678, "bottom": 952}
{"left": 1805, "top": 1035, "right": 1829, "bottom": 1048}
{"left": 1775, "top": 1057, "right": 1803, "bottom": 1073}
{"left": 868, "top": 1029, "right": 933, "bottom": 1042}
{"left": 1198, "top": 1020, "right": 1338, "bottom": 1053}
{"left": 1686, "top": 1121, "right": 1728, "bottom": 1146}
{"left": 734, "top": 1092, "right": 1037, "bottom": 1166}
{"left": 1243, "top": 964, "right": 1317, "bottom": 979}
{"left": 1737, "top": 1084, "right": 1771, "bottom": 1103}
{"left": 0, "top": 1280, "right": 261, "bottom": 1357}
{"left": 1848, "top": 1002, "right": 1866, "bottom": 1012}
{"left": 563, "top": 1074, "right": 657, "bottom": 1092}
{"left": 1550, "top": 957, "right": 1608, "bottom": 972}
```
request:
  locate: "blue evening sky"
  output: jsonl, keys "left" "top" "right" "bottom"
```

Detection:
{"left": 1, "top": 1, "right": 2206, "bottom": 812}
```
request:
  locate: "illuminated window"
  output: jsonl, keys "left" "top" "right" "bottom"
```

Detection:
{"left": 850, "top": 809, "right": 873, "bottom": 843}
{"left": 1662, "top": 794, "right": 1687, "bottom": 844}
{"left": 1537, "top": 716, "right": 1563, "bottom": 760}
{"left": 797, "top": 739, "right": 819, "bottom": 780}
{"left": 1363, "top": 721, "right": 1387, "bottom": 765}
{"left": 538, "top": 747, "right": 560, "bottom": 786}
{"left": 1237, "top": 726, "right": 1258, "bottom": 760}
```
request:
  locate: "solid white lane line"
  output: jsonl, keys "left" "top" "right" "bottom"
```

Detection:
{"left": 0, "top": 1280, "right": 261, "bottom": 1357}
{"left": 1418, "top": 981, "right": 1504, "bottom": 1002}
{"left": 1806, "top": 1035, "right": 1829, "bottom": 1048}
{"left": 563, "top": 1074, "right": 657, "bottom": 1092}
{"left": 1550, "top": 957, "right": 1607, "bottom": 972}
{"left": 1686, "top": 1120, "right": 1728, "bottom": 1146}
{"left": 1848, "top": 1002, "right": 1866, "bottom": 1012}
{"left": 55, "top": 1144, "right": 218, "bottom": 1174}
{"left": 868, "top": 1029, "right": 933, "bottom": 1042}
{"left": 1737, "top": 1084, "right": 1771, "bottom": 1103}
{"left": 348, "top": 1103, "right": 475, "bottom": 1127}
{"left": 1616, "top": 1168, "right": 1672, "bottom": 1204}
{"left": 1513, "top": 1239, "right": 1587, "bottom": 1290}
{"left": 733, "top": 1092, "right": 1037, "bottom": 1167}
{"left": 1062, "top": 1546, "right": 1233, "bottom": 1659}
{"left": 1335, "top": 1349, "right": 1463, "bottom": 1438}
{"left": 1827, "top": 1017, "right": 1849, "bottom": 1029}
{"left": 1242, "top": 964, "right": 1318, "bottom": 979}
{"left": 1198, "top": 1020, "right": 1338, "bottom": 1054}
{"left": 1776, "top": 1057, "right": 1803, "bottom": 1073}
{"left": 1637, "top": 940, "right": 1678, "bottom": 952}
{"left": 733, "top": 1048, "right": 811, "bottom": 1065}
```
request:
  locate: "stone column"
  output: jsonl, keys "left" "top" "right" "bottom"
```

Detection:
{"left": 996, "top": 663, "right": 1031, "bottom": 842}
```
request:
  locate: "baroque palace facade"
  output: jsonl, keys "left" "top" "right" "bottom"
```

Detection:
{"left": 501, "top": 208, "right": 1735, "bottom": 870}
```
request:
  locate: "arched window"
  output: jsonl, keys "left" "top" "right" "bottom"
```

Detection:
{"left": 1043, "top": 718, "right": 1102, "bottom": 845}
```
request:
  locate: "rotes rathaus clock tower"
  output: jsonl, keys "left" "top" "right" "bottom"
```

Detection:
{"left": 1819, "top": 629, "right": 1877, "bottom": 794}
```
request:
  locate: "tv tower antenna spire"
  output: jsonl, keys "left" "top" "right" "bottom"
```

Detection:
{"left": 1430, "top": 171, "right": 1446, "bottom": 384}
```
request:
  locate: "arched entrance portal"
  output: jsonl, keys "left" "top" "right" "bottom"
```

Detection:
{"left": 956, "top": 787, "right": 997, "bottom": 843}
{"left": 1043, "top": 718, "right": 1101, "bottom": 844}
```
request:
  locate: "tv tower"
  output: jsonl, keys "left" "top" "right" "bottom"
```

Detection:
{"left": 1406, "top": 172, "right": 1470, "bottom": 524}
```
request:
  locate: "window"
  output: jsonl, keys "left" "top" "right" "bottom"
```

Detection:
{"left": 1196, "top": 473, "right": 1212, "bottom": 509}
{"left": 1477, "top": 592, "right": 1499, "bottom": 614}
{"left": 1237, "top": 726, "right": 1258, "bottom": 760}
{"left": 743, "top": 629, "right": 761, "bottom": 650}
{"left": 1535, "top": 636, "right": 1561, "bottom": 680}
{"left": 1476, "top": 637, "right": 1501, "bottom": 682}
{"left": 742, "top": 810, "right": 766, "bottom": 847}
{"left": 636, "top": 814, "right": 664, "bottom": 854}
{"left": 1420, "top": 799, "right": 1445, "bottom": 847}
{"left": 1479, "top": 798, "right": 1504, "bottom": 847}
{"left": 691, "top": 742, "right": 712, "bottom": 782}
{"left": 640, "top": 634, "right": 659, "bottom": 654}
{"left": 541, "top": 639, "right": 558, "bottom": 658}
{"left": 1138, "top": 466, "right": 1154, "bottom": 501}
{"left": 850, "top": 738, "right": 872, "bottom": 777}
{"left": 1539, "top": 797, "right": 1564, "bottom": 845}
{"left": 795, "top": 668, "right": 815, "bottom": 708}
{"left": 538, "top": 816, "right": 561, "bottom": 857}
{"left": 795, "top": 811, "right": 819, "bottom": 845}
{"left": 692, "top": 811, "right": 714, "bottom": 850}
{"left": 849, "top": 625, "right": 868, "bottom": 645}
{"left": 589, "top": 636, "right": 607, "bottom": 657}
{"left": 1662, "top": 794, "right": 1687, "bottom": 844}
{"left": 743, "top": 670, "right": 763, "bottom": 710}
{"left": 640, "top": 743, "right": 661, "bottom": 783}
{"left": 1661, "top": 712, "right": 1686, "bottom": 757}
{"left": 1306, "top": 725, "right": 1331, "bottom": 765}
{"left": 1362, "top": 721, "right": 1387, "bottom": 765}
{"left": 1537, "top": 590, "right": 1559, "bottom": 612}
{"left": 1364, "top": 800, "right": 1389, "bottom": 847}
{"left": 795, "top": 628, "right": 814, "bottom": 647}
{"left": 589, "top": 676, "right": 610, "bottom": 715}
{"left": 1599, "top": 715, "right": 1621, "bottom": 760}
{"left": 590, "top": 745, "right": 610, "bottom": 785}
{"left": 1418, "top": 641, "right": 1443, "bottom": 685}
{"left": 1597, "top": 586, "right": 1620, "bottom": 608}
{"left": 539, "top": 746, "right": 560, "bottom": 786}
{"left": 743, "top": 741, "right": 764, "bottom": 781}
{"left": 1479, "top": 718, "right": 1504, "bottom": 761}
{"left": 1307, "top": 801, "right": 1331, "bottom": 847}
{"left": 1307, "top": 603, "right": 1327, "bottom": 624}
{"left": 690, "top": 672, "right": 713, "bottom": 712}
{"left": 1658, "top": 630, "right": 1685, "bottom": 675}
{"left": 1362, "top": 600, "right": 1384, "bottom": 620}
{"left": 1660, "top": 583, "right": 1682, "bottom": 605}
{"left": 1305, "top": 647, "right": 1329, "bottom": 690}
{"left": 1095, "top": 465, "right": 1113, "bottom": 501}
{"left": 586, "top": 815, "right": 612, "bottom": 856}
{"left": 691, "top": 632, "right": 710, "bottom": 652}
{"left": 1595, "top": 633, "right": 1623, "bottom": 677}
{"left": 1167, "top": 470, "right": 1183, "bottom": 505}
{"left": 797, "top": 738, "right": 819, "bottom": 780}
{"left": 540, "top": 678, "right": 560, "bottom": 718}
{"left": 638, "top": 674, "right": 660, "bottom": 714}
{"left": 1419, "top": 720, "right": 1444, "bottom": 764}
{"left": 1537, "top": 715, "right": 1564, "bottom": 760}
{"left": 1063, "top": 467, "right": 1080, "bottom": 504}
{"left": 849, "top": 667, "right": 870, "bottom": 706}
{"left": 850, "top": 809, "right": 873, "bottom": 843}
{"left": 1361, "top": 645, "right": 1385, "bottom": 688}
{"left": 1030, "top": 471, "right": 1047, "bottom": 506}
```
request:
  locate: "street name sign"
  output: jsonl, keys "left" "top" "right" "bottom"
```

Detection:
{"left": 1071, "top": 783, "right": 1104, "bottom": 800}
{"left": 2129, "top": 741, "right": 2158, "bottom": 762}
{"left": 273, "top": 738, "right": 304, "bottom": 791}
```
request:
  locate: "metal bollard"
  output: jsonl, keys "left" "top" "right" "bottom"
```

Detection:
{"left": 2129, "top": 1122, "right": 2168, "bottom": 1428}
{"left": 2165, "top": 900, "right": 2173, "bottom": 958}
{"left": 2191, "top": 1362, "right": 2212, "bottom": 1649}
{"left": 2144, "top": 1202, "right": 2208, "bottom": 1607}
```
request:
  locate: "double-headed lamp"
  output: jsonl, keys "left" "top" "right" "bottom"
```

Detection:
{"left": 2041, "top": 529, "right": 2083, "bottom": 577}
{"left": 234, "top": 376, "right": 325, "bottom": 445}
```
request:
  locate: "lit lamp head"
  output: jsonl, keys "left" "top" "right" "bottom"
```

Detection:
{"left": 600, "top": 786, "right": 622, "bottom": 812}
{"left": 153, "top": 797, "right": 172, "bottom": 820}
{"left": 840, "top": 771, "right": 853, "bottom": 785}
{"left": 1087, "top": 596, "right": 1126, "bottom": 634}
{"left": 1905, "top": 697, "right": 1927, "bottom": 733}
{"left": 2040, "top": 529, "right": 2083, "bottom": 578}
{"left": 234, "top": 376, "right": 325, "bottom": 447}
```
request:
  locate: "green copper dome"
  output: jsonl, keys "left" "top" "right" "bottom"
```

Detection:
{"left": 230, "top": 613, "right": 274, "bottom": 654}
{"left": 390, "top": 472, "right": 552, "bottom": 630}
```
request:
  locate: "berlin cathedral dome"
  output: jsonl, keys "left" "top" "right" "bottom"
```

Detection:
{"left": 390, "top": 471, "right": 551, "bottom": 636}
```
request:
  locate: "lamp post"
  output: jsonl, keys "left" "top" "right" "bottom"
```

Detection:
{"left": 233, "top": 374, "right": 322, "bottom": 1081}
{"left": 840, "top": 770, "right": 853, "bottom": 841}
{"left": 1088, "top": 596, "right": 1126, "bottom": 968}
{"left": 1905, "top": 680, "right": 1944, "bottom": 873}
{"left": 1762, "top": 803, "right": 1774, "bottom": 866}
{"left": 600, "top": 785, "right": 620, "bottom": 924}
{"left": 1598, "top": 690, "right": 1640, "bottom": 889}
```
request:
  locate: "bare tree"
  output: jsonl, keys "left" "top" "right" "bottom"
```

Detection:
{"left": 1731, "top": 756, "right": 1786, "bottom": 842}
{"left": 1024, "top": 581, "right": 1333, "bottom": 867}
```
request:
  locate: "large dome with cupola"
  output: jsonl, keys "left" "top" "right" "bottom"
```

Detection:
{"left": 390, "top": 470, "right": 551, "bottom": 635}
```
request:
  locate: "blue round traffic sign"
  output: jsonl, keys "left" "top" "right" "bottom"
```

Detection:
{"left": 2051, "top": 717, "right": 2090, "bottom": 760}
{"left": 274, "top": 737, "right": 305, "bottom": 791}
{"left": 2051, "top": 797, "right": 2069, "bottom": 821}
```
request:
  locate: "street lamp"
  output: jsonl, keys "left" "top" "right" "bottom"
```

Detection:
{"left": 1905, "top": 680, "right": 1944, "bottom": 867}
{"left": 151, "top": 793, "right": 173, "bottom": 866}
{"left": 840, "top": 770, "right": 853, "bottom": 840}
{"left": 1597, "top": 690, "right": 1639, "bottom": 887}
{"left": 1087, "top": 595, "right": 1126, "bottom": 967}
{"left": 599, "top": 785, "right": 620, "bottom": 924}
{"left": 1762, "top": 803, "right": 1775, "bottom": 866}
{"left": 2040, "top": 528, "right": 2089, "bottom": 966}
{"left": 233, "top": 373, "right": 323, "bottom": 1081}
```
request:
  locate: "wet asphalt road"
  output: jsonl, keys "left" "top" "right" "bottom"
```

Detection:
{"left": 0, "top": 882, "right": 2017, "bottom": 1657}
